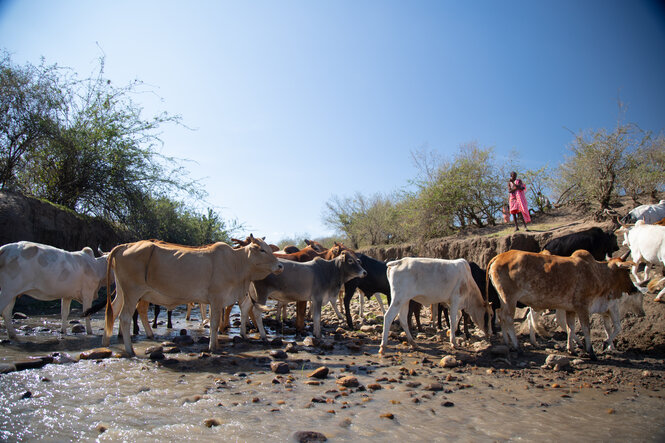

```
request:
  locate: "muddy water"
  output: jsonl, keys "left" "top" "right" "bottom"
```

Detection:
{"left": 1, "top": 308, "right": 664, "bottom": 442}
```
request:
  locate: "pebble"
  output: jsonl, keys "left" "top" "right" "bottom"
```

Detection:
{"left": 424, "top": 383, "right": 444, "bottom": 392}
{"left": 442, "top": 401, "right": 455, "bottom": 407}
{"left": 270, "top": 349, "right": 288, "bottom": 360}
{"left": 293, "top": 431, "right": 327, "bottom": 442}
{"left": 71, "top": 324, "right": 86, "bottom": 334}
{"left": 380, "top": 413, "right": 395, "bottom": 419}
{"left": 308, "top": 366, "right": 330, "bottom": 379}
{"left": 95, "top": 423, "right": 109, "bottom": 434}
{"left": 367, "top": 383, "right": 382, "bottom": 391}
{"left": 336, "top": 376, "right": 359, "bottom": 388}
{"left": 204, "top": 418, "right": 222, "bottom": 427}
{"left": 439, "top": 355, "right": 459, "bottom": 368}
{"left": 303, "top": 337, "right": 319, "bottom": 347}
{"left": 12, "top": 312, "right": 27, "bottom": 319}
{"left": 271, "top": 361, "right": 290, "bottom": 374}
{"left": 545, "top": 354, "right": 570, "bottom": 369}
{"left": 173, "top": 335, "right": 194, "bottom": 346}
{"left": 182, "top": 395, "right": 203, "bottom": 404}
{"left": 285, "top": 343, "right": 299, "bottom": 353}
{"left": 0, "top": 363, "right": 16, "bottom": 374}
{"left": 80, "top": 348, "right": 113, "bottom": 360}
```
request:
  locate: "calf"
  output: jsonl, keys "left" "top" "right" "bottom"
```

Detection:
{"left": 0, "top": 241, "right": 109, "bottom": 339}
{"left": 379, "top": 257, "right": 491, "bottom": 354}
{"left": 487, "top": 249, "right": 637, "bottom": 359}
{"left": 241, "top": 252, "right": 366, "bottom": 339}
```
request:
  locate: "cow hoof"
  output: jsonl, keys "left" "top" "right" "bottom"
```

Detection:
{"left": 378, "top": 346, "right": 386, "bottom": 355}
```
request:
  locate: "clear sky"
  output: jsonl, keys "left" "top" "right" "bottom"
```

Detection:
{"left": 1, "top": 1, "right": 664, "bottom": 242}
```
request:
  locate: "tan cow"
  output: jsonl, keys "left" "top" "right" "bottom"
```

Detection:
{"left": 103, "top": 235, "right": 283, "bottom": 356}
{"left": 487, "top": 249, "right": 636, "bottom": 359}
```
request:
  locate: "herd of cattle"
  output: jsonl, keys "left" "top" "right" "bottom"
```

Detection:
{"left": 0, "top": 200, "right": 664, "bottom": 361}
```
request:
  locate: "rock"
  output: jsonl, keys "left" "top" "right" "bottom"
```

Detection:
{"left": 303, "top": 337, "right": 319, "bottom": 347}
{"left": 163, "top": 346, "right": 180, "bottom": 354}
{"left": 439, "top": 355, "right": 459, "bottom": 368}
{"left": 642, "top": 370, "right": 653, "bottom": 377}
{"left": 545, "top": 354, "right": 570, "bottom": 369}
{"left": 204, "top": 418, "right": 222, "bottom": 427}
{"left": 50, "top": 352, "right": 77, "bottom": 364}
{"left": 336, "top": 376, "right": 359, "bottom": 388}
{"left": 71, "top": 324, "right": 86, "bottom": 334}
{"left": 12, "top": 312, "right": 27, "bottom": 320}
{"left": 270, "top": 349, "right": 288, "bottom": 360}
{"left": 14, "top": 356, "right": 53, "bottom": 370}
{"left": 424, "top": 383, "right": 444, "bottom": 391}
{"left": 80, "top": 348, "right": 113, "bottom": 360}
{"left": 20, "top": 391, "right": 32, "bottom": 399}
{"left": 490, "top": 345, "right": 510, "bottom": 357}
{"left": 179, "top": 329, "right": 188, "bottom": 336}
{"left": 293, "top": 431, "right": 327, "bottom": 442}
{"left": 320, "top": 341, "right": 334, "bottom": 351}
{"left": 270, "top": 338, "right": 283, "bottom": 347}
{"left": 182, "top": 395, "right": 202, "bottom": 404}
{"left": 380, "top": 413, "right": 394, "bottom": 419}
{"left": 95, "top": 423, "right": 109, "bottom": 434}
{"left": 308, "top": 366, "right": 330, "bottom": 379}
{"left": 0, "top": 363, "right": 16, "bottom": 373}
{"left": 367, "top": 383, "right": 382, "bottom": 391}
{"left": 285, "top": 342, "right": 299, "bottom": 353}
{"left": 442, "top": 401, "right": 455, "bottom": 407}
{"left": 145, "top": 345, "right": 163, "bottom": 355}
{"left": 271, "top": 361, "right": 290, "bottom": 374}
{"left": 173, "top": 335, "right": 194, "bottom": 346}
{"left": 149, "top": 350, "right": 165, "bottom": 361}
{"left": 359, "top": 325, "right": 376, "bottom": 333}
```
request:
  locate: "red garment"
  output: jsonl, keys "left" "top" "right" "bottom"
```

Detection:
{"left": 509, "top": 179, "right": 531, "bottom": 223}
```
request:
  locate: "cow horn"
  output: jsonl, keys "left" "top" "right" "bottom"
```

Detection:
{"left": 620, "top": 249, "right": 631, "bottom": 261}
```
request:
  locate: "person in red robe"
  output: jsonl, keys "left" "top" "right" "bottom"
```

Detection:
{"left": 509, "top": 171, "right": 531, "bottom": 231}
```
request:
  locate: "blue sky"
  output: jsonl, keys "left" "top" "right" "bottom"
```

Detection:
{"left": 1, "top": 1, "right": 664, "bottom": 242}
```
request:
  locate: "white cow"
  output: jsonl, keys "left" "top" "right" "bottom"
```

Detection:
{"left": 379, "top": 257, "right": 491, "bottom": 354}
{"left": 0, "top": 241, "right": 109, "bottom": 339}
{"left": 618, "top": 221, "right": 665, "bottom": 300}
{"left": 624, "top": 200, "right": 665, "bottom": 224}
{"left": 526, "top": 290, "right": 644, "bottom": 352}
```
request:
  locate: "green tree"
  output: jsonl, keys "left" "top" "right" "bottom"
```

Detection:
{"left": 621, "top": 132, "right": 665, "bottom": 202}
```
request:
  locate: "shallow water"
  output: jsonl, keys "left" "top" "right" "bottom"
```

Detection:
{"left": 1, "top": 307, "right": 664, "bottom": 442}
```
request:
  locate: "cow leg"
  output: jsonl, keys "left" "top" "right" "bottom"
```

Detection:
{"left": 398, "top": 301, "right": 418, "bottom": 349}
{"left": 358, "top": 290, "right": 365, "bottom": 322}
{"left": 239, "top": 296, "right": 251, "bottom": 339}
{"left": 81, "top": 296, "right": 93, "bottom": 334}
{"left": 311, "top": 298, "right": 323, "bottom": 339}
{"left": 185, "top": 303, "right": 193, "bottom": 321}
{"left": 208, "top": 303, "right": 223, "bottom": 353}
{"left": 461, "top": 311, "right": 471, "bottom": 338}
{"left": 373, "top": 293, "right": 386, "bottom": 315}
{"left": 117, "top": 297, "right": 138, "bottom": 356}
{"left": 1, "top": 296, "right": 18, "bottom": 339}
{"left": 448, "top": 304, "right": 459, "bottom": 349}
{"left": 152, "top": 304, "right": 160, "bottom": 328}
{"left": 497, "top": 305, "right": 520, "bottom": 350}
{"left": 655, "top": 287, "right": 665, "bottom": 303}
{"left": 379, "top": 299, "right": 404, "bottom": 355}
{"left": 295, "top": 301, "right": 307, "bottom": 335}
{"left": 219, "top": 305, "right": 233, "bottom": 332}
{"left": 430, "top": 304, "right": 438, "bottom": 328}
{"left": 343, "top": 288, "right": 355, "bottom": 329}
{"left": 167, "top": 310, "right": 173, "bottom": 329}
{"left": 136, "top": 300, "right": 154, "bottom": 339}
{"left": 60, "top": 298, "right": 72, "bottom": 335}
{"left": 602, "top": 310, "right": 620, "bottom": 352}
{"left": 328, "top": 298, "right": 345, "bottom": 321}
{"left": 576, "top": 310, "right": 596, "bottom": 360}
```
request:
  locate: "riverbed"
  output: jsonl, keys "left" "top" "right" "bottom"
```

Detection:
{"left": 1, "top": 305, "right": 664, "bottom": 442}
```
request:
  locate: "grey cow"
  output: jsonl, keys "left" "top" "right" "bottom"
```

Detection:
{"left": 240, "top": 252, "right": 366, "bottom": 339}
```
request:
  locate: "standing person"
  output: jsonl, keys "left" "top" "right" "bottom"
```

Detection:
{"left": 508, "top": 171, "right": 531, "bottom": 231}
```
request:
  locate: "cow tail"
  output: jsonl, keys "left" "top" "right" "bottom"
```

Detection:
{"left": 485, "top": 255, "right": 500, "bottom": 307}
{"left": 104, "top": 246, "right": 120, "bottom": 339}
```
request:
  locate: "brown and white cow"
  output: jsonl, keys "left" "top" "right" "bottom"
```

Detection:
{"left": 487, "top": 249, "right": 637, "bottom": 359}
{"left": 103, "top": 235, "right": 283, "bottom": 355}
{"left": 0, "top": 241, "right": 110, "bottom": 339}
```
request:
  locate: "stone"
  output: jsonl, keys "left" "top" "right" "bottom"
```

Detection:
{"left": 182, "top": 395, "right": 202, "bottom": 404}
{"left": 545, "top": 354, "right": 570, "bottom": 369}
{"left": 271, "top": 361, "right": 290, "bottom": 374}
{"left": 14, "top": 356, "right": 53, "bottom": 370}
{"left": 173, "top": 335, "right": 194, "bottom": 346}
{"left": 80, "top": 348, "right": 113, "bottom": 360}
{"left": 285, "top": 342, "right": 299, "bottom": 353}
{"left": 442, "top": 401, "right": 455, "bottom": 407}
{"left": 0, "top": 363, "right": 16, "bottom": 373}
{"left": 424, "top": 383, "right": 444, "bottom": 391}
{"left": 71, "top": 324, "right": 86, "bottom": 334}
{"left": 336, "top": 376, "right": 359, "bottom": 388}
{"left": 204, "top": 418, "right": 222, "bottom": 427}
{"left": 50, "top": 352, "right": 77, "bottom": 364}
{"left": 293, "top": 431, "right": 327, "bottom": 443}
{"left": 270, "top": 338, "right": 283, "bottom": 347}
{"left": 149, "top": 350, "right": 165, "bottom": 361}
{"left": 12, "top": 312, "right": 27, "bottom": 320}
{"left": 163, "top": 346, "right": 180, "bottom": 354}
{"left": 367, "top": 383, "right": 382, "bottom": 391}
{"left": 439, "top": 355, "right": 459, "bottom": 368}
{"left": 303, "top": 336, "right": 319, "bottom": 347}
{"left": 308, "top": 366, "right": 330, "bottom": 379}
{"left": 380, "top": 413, "right": 394, "bottom": 419}
{"left": 490, "top": 345, "right": 510, "bottom": 357}
{"left": 270, "top": 349, "right": 288, "bottom": 360}
{"left": 145, "top": 345, "right": 163, "bottom": 355}
{"left": 95, "top": 423, "right": 109, "bottom": 434}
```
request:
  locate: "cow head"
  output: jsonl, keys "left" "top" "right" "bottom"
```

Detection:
{"left": 607, "top": 257, "right": 639, "bottom": 295}
{"left": 337, "top": 251, "right": 366, "bottom": 281}
{"left": 245, "top": 234, "right": 283, "bottom": 277}
{"left": 305, "top": 239, "right": 327, "bottom": 253}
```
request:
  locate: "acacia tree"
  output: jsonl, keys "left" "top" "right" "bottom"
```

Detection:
{"left": 621, "top": 132, "right": 665, "bottom": 202}
{"left": 0, "top": 52, "right": 65, "bottom": 189}
{"left": 555, "top": 124, "right": 634, "bottom": 211}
